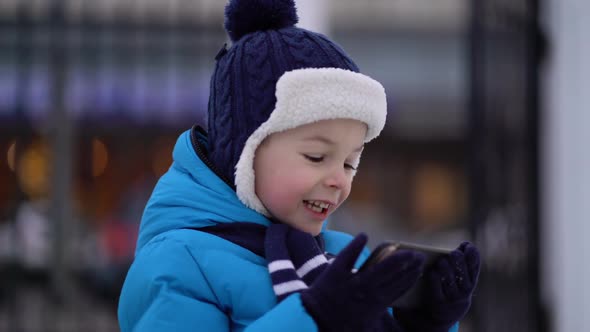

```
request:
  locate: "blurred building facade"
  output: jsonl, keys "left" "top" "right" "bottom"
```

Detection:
{"left": 543, "top": 0, "right": 590, "bottom": 331}
{"left": 1, "top": 0, "right": 582, "bottom": 331}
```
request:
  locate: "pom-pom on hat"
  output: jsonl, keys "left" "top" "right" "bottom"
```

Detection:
{"left": 224, "top": 0, "right": 299, "bottom": 42}
{"left": 207, "top": 0, "right": 387, "bottom": 216}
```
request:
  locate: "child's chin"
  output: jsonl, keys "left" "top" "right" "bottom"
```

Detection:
{"left": 299, "top": 223, "right": 324, "bottom": 236}
{"left": 282, "top": 217, "right": 324, "bottom": 235}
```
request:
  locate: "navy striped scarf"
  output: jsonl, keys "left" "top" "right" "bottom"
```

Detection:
{"left": 198, "top": 222, "right": 335, "bottom": 301}
{"left": 264, "top": 223, "right": 336, "bottom": 302}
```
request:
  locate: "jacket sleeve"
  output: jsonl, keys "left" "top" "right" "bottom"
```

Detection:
{"left": 118, "top": 238, "right": 317, "bottom": 332}
{"left": 244, "top": 294, "right": 317, "bottom": 331}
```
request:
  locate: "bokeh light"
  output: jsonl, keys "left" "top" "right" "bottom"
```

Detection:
{"left": 411, "top": 162, "right": 464, "bottom": 229}
{"left": 6, "top": 140, "right": 16, "bottom": 172}
{"left": 16, "top": 141, "right": 51, "bottom": 199}
{"left": 151, "top": 136, "right": 175, "bottom": 177}
{"left": 92, "top": 138, "right": 109, "bottom": 177}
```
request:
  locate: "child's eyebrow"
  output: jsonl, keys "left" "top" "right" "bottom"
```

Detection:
{"left": 303, "top": 135, "right": 365, "bottom": 152}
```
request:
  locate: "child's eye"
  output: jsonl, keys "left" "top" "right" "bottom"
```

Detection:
{"left": 344, "top": 163, "right": 357, "bottom": 171}
{"left": 304, "top": 155, "right": 324, "bottom": 163}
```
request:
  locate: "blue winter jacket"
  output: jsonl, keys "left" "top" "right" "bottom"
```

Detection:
{"left": 117, "top": 128, "right": 460, "bottom": 332}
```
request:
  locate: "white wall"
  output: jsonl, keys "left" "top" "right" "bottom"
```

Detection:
{"left": 543, "top": 1, "right": 590, "bottom": 331}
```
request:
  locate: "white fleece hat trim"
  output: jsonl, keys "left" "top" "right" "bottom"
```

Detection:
{"left": 234, "top": 67, "right": 387, "bottom": 216}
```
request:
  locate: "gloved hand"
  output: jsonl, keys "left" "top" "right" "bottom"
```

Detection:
{"left": 300, "top": 234, "right": 425, "bottom": 332}
{"left": 395, "top": 242, "right": 481, "bottom": 332}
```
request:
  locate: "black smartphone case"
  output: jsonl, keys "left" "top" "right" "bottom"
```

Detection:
{"left": 359, "top": 241, "right": 452, "bottom": 309}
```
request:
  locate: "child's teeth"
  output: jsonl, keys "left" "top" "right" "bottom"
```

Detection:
{"left": 305, "top": 201, "right": 325, "bottom": 213}
{"left": 307, "top": 200, "right": 330, "bottom": 209}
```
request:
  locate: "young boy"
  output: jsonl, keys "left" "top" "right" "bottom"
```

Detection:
{"left": 117, "top": 1, "right": 480, "bottom": 331}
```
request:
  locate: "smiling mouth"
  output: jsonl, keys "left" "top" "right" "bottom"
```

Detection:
{"left": 303, "top": 200, "right": 332, "bottom": 214}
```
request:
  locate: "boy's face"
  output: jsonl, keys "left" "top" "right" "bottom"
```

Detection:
{"left": 253, "top": 119, "right": 367, "bottom": 235}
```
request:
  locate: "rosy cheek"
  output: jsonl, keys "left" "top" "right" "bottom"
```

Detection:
{"left": 269, "top": 193, "right": 289, "bottom": 210}
{"left": 263, "top": 185, "right": 297, "bottom": 214}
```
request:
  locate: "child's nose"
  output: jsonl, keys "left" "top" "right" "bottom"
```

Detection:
{"left": 323, "top": 167, "right": 349, "bottom": 190}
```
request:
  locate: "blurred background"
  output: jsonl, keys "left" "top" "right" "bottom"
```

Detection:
{"left": 0, "top": 0, "right": 587, "bottom": 331}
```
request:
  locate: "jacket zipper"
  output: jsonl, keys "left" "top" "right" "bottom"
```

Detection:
{"left": 189, "top": 126, "right": 235, "bottom": 190}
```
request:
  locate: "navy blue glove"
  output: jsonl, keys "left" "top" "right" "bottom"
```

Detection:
{"left": 395, "top": 242, "right": 481, "bottom": 332}
{"left": 300, "top": 234, "right": 425, "bottom": 332}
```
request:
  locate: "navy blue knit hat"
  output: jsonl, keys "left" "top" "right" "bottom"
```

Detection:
{"left": 208, "top": 0, "right": 387, "bottom": 216}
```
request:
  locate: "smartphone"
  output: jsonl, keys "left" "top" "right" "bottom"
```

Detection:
{"left": 358, "top": 241, "right": 453, "bottom": 308}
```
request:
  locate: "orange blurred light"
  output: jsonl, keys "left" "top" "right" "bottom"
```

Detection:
{"left": 92, "top": 138, "right": 109, "bottom": 177}
{"left": 152, "top": 136, "right": 174, "bottom": 177}
{"left": 411, "top": 163, "right": 462, "bottom": 229}
{"left": 17, "top": 141, "right": 51, "bottom": 199}
{"left": 6, "top": 140, "right": 16, "bottom": 172}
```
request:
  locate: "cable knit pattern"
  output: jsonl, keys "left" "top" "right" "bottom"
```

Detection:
{"left": 207, "top": 0, "right": 387, "bottom": 193}
{"left": 209, "top": 47, "right": 237, "bottom": 182}
{"left": 281, "top": 28, "right": 317, "bottom": 68}
{"left": 243, "top": 33, "right": 274, "bottom": 136}
{"left": 281, "top": 29, "right": 351, "bottom": 71}
{"left": 311, "top": 33, "right": 360, "bottom": 72}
